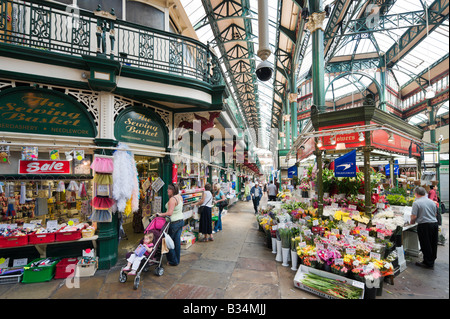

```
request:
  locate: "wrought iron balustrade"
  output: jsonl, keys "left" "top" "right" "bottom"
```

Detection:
{"left": 0, "top": 0, "right": 223, "bottom": 85}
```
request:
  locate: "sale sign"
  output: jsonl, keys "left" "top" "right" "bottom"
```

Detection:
{"left": 19, "top": 160, "right": 71, "bottom": 174}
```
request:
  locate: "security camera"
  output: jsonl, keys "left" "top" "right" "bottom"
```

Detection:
{"left": 256, "top": 60, "right": 273, "bottom": 82}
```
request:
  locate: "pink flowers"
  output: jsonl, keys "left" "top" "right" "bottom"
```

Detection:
{"left": 317, "top": 249, "right": 342, "bottom": 266}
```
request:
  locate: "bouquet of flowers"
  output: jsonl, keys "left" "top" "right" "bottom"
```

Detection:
{"left": 317, "top": 249, "right": 342, "bottom": 266}
{"left": 299, "top": 180, "right": 310, "bottom": 191}
{"left": 278, "top": 226, "right": 291, "bottom": 249}
{"left": 331, "top": 263, "right": 349, "bottom": 277}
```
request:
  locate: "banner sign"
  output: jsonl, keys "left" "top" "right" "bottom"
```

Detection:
{"left": 0, "top": 88, "right": 96, "bottom": 137}
{"left": 334, "top": 150, "right": 357, "bottom": 177}
{"left": 19, "top": 160, "right": 71, "bottom": 174}
{"left": 288, "top": 165, "right": 298, "bottom": 178}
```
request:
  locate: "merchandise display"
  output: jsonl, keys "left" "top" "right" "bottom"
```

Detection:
{"left": 255, "top": 162, "right": 417, "bottom": 299}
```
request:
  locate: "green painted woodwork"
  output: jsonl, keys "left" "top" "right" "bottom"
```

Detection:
{"left": 115, "top": 106, "right": 168, "bottom": 148}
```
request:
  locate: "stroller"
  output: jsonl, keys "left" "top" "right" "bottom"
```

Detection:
{"left": 119, "top": 215, "right": 171, "bottom": 290}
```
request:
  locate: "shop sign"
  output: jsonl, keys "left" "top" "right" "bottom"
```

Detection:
{"left": 0, "top": 87, "right": 96, "bottom": 138}
{"left": 115, "top": 108, "right": 166, "bottom": 148}
{"left": 19, "top": 160, "right": 71, "bottom": 174}
{"left": 319, "top": 122, "right": 366, "bottom": 150}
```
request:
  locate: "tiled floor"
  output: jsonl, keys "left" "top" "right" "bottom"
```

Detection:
{"left": 0, "top": 196, "right": 448, "bottom": 299}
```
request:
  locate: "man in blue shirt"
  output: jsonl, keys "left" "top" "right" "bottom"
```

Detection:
{"left": 250, "top": 183, "right": 262, "bottom": 214}
{"left": 411, "top": 187, "right": 439, "bottom": 269}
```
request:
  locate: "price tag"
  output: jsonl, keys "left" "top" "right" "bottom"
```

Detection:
{"left": 312, "top": 219, "right": 319, "bottom": 226}
{"left": 331, "top": 228, "right": 339, "bottom": 235}
{"left": 377, "top": 203, "right": 386, "bottom": 209}
{"left": 335, "top": 258, "right": 344, "bottom": 265}
{"left": 342, "top": 229, "right": 350, "bottom": 236}
{"left": 357, "top": 194, "right": 365, "bottom": 200}
{"left": 299, "top": 219, "right": 305, "bottom": 224}
{"left": 346, "top": 248, "right": 356, "bottom": 255}
{"left": 367, "top": 236, "right": 375, "bottom": 243}
{"left": 47, "top": 220, "right": 58, "bottom": 230}
{"left": 331, "top": 203, "right": 339, "bottom": 208}
{"left": 377, "top": 232, "right": 385, "bottom": 240}
{"left": 353, "top": 280, "right": 365, "bottom": 289}
{"left": 361, "top": 230, "right": 369, "bottom": 237}
{"left": 329, "top": 235, "right": 337, "bottom": 242}
{"left": 370, "top": 252, "right": 381, "bottom": 260}
{"left": 316, "top": 243, "right": 324, "bottom": 250}
{"left": 348, "top": 205, "right": 357, "bottom": 211}
{"left": 346, "top": 235, "right": 354, "bottom": 241}
{"left": 272, "top": 225, "right": 278, "bottom": 230}
{"left": 299, "top": 242, "right": 307, "bottom": 248}
{"left": 23, "top": 223, "right": 36, "bottom": 230}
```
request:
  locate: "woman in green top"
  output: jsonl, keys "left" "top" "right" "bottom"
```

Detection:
{"left": 156, "top": 184, "right": 183, "bottom": 266}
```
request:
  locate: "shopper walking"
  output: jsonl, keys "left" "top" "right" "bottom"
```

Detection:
{"left": 213, "top": 183, "right": 227, "bottom": 233}
{"left": 156, "top": 184, "right": 184, "bottom": 266}
{"left": 428, "top": 185, "right": 438, "bottom": 202}
{"left": 244, "top": 181, "right": 251, "bottom": 201}
{"left": 410, "top": 187, "right": 439, "bottom": 269}
{"left": 268, "top": 181, "right": 277, "bottom": 201}
{"left": 196, "top": 183, "right": 214, "bottom": 241}
{"left": 250, "top": 183, "right": 262, "bottom": 214}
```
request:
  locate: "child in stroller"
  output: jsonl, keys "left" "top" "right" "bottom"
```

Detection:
{"left": 123, "top": 233, "right": 154, "bottom": 275}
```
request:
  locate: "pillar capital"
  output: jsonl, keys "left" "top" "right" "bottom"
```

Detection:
{"left": 305, "top": 12, "right": 326, "bottom": 33}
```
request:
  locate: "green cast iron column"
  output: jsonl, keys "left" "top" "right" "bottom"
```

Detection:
{"left": 379, "top": 52, "right": 388, "bottom": 112}
{"left": 314, "top": 147, "right": 323, "bottom": 217}
{"left": 290, "top": 75, "right": 298, "bottom": 144}
{"left": 94, "top": 138, "right": 119, "bottom": 270}
{"left": 308, "top": 0, "right": 326, "bottom": 113}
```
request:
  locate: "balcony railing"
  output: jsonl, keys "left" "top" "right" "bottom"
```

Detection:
{"left": 0, "top": 0, "right": 223, "bottom": 85}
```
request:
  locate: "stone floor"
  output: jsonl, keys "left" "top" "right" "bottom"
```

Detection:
{"left": 0, "top": 196, "right": 448, "bottom": 300}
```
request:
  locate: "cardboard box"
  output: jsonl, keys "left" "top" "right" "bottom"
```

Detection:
{"left": 294, "top": 265, "right": 365, "bottom": 299}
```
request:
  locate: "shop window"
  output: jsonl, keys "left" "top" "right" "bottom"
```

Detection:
{"left": 126, "top": 0, "right": 164, "bottom": 31}
{"left": 77, "top": 0, "right": 123, "bottom": 20}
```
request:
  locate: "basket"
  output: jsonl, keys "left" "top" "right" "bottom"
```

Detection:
{"left": 75, "top": 257, "right": 98, "bottom": 277}
{"left": 28, "top": 232, "right": 55, "bottom": 245}
{"left": 0, "top": 235, "right": 28, "bottom": 248}
{"left": 55, "top": 230, "right": 81, "bottom": 242}
{"left": 81, "top": 228, "right": 95, "bottom": 238}
{"left": 0, "top": 269, "right": 23, "bottom": 285}
{"left": 54, "top": 258, "right": 78, "bottom": 279}
{"left": 22, "top": 258, "right": 58, "bottom": 283}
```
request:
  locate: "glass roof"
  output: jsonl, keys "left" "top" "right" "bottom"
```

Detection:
{"left": 180, "top": 0, "right": 448, "bottom": 152}
{"left": 300, "top": 0, "right": 449, "bottom": 100}
{"left": 180, "top": 0, "right": 280, "bottom": 149}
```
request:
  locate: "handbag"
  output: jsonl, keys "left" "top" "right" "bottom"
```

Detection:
{"left": 164, "top": 231, "right": 175, "bottom": 250}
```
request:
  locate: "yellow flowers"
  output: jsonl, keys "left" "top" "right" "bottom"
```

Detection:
{"left": 352, "top": 213, "right": 370, "bottom": 224}
{"left": 334, "top": 211, "right": 351, "bottom": 223}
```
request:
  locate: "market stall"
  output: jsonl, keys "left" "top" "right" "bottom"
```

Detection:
{"left": 268, "top": 103, "right": 440, "bottom": 299}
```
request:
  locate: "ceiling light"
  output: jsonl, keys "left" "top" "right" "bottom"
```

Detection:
{"left": 330, "top": 135, "right": 336, "bottom": 145}
{"left": 425, "top": 86, "right": 436, "bottom": 99}
{"left": 358, "top": 132, "right": 365, "bottom": 142}
{"left": 317, "top": 138, "right": 323, "bottom": 148}
{"left": 388, "top": 132, "right": 394, "bottom": 143}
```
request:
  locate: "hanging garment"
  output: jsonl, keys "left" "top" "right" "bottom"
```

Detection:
{"left": 91, "top": 196, "right": 114, "bottom": 209}
{"left": 93, "top": 174, "right": 113, "bottom": 185}
{"left": 35, "top": 197, "right": 48, "bottom": 216}
{"left": 89, "top": 208, "right": 112, "bottom": 223}
{"left": 19, "top": 182, "right": 26, "bottom": 204}
{"left": 91, "top": 156, "right": 114, "bottom": 173}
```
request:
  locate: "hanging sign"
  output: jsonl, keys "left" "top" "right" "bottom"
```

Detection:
{"left": 287, "top": 165, "right": 298, "bottom": 178}
{"left": 334, "top": 150, "right": 357, "bottom": 177}
{"left": 114, "top": 108, "right": 166, "bottom": 148}
{"left": 19, "top": 160, "right": 71, "bottom": 174}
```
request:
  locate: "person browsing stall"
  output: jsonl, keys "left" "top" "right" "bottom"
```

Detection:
{"left": 195, "top": 183, "right": 214, "bottom": 241}
{"left": 156, "top": 184, "right": 183, "bottom": 266}
{"left": 213, "top": 183, "right": 227, "bottom": 233}
{"left": 410, "top": 187, "right": 439, "bottom": 269}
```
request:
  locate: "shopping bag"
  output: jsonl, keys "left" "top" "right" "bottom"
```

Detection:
{"left": 164, "top": 232, "right": 175, "bottom": 250}
{"left": 193, "top": 206, "right": 199, "bottom": 219}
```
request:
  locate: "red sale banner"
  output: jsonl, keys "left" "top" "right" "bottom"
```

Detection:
{"left": 19, "top": 160, "right": 71, "bottom": 174}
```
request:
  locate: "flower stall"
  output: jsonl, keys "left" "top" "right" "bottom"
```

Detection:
{"left": 256, "top": 196, "right": 407, "bottom": 299}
